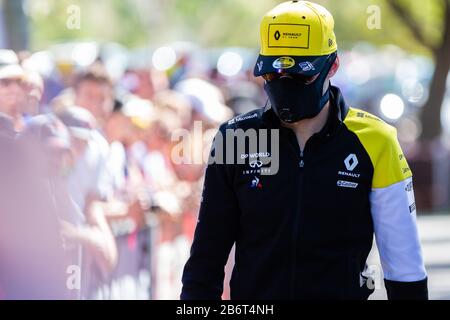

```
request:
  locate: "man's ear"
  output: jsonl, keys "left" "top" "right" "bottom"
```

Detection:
{"left": 328, "top": 55, "right": 340, "bottom": 78}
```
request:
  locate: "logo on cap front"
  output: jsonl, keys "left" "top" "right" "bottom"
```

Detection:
{"left": 257, "top": 61, "right": 264, "bottom": 72}
{"left": 268, "top": 24, "right": 310, "bottom": 49}
{"left": 272, "top": 56, "right": 295, "bottom": 70}
{"left": 299, "top": 61, "right": 315, "bottom": 72}
{"left": 274, "top": 31, "right": 281, "bottom": 40}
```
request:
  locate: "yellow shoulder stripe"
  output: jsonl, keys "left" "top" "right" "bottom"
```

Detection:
{"left": 344, "top": 108, "right": 412, "bottom": 189}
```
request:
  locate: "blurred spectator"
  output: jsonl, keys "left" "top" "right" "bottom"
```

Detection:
{"left": 153, "top": 90, "right": 193, "bottom": 129}
{"left": 22, "top": 70, "right": 44, "bottom": 118}
{"left": 0, "top": 43, "right": 261, "bottom": 300}
{"left": 0, "top": 115, "right": 71, "bottom": 299}
{"left": 73, "top": 64, "right": 115, "bottom": 126}
{"left": 54, "top": 105, "right": 134, "bottom": 301}
{"left": 121, "top": 68, "right": 169, "bottom": 101}
{"left": 0, "top": 63, "right": 27, "bottom": 131}
{"left": 103, "top": 97, "right": 150, "bottom": 231}
{"left": 55, "top": 106, "right": 118, "bottom": 285}
{"left": 174, "top": 77, "right": 233, "bottom": 129}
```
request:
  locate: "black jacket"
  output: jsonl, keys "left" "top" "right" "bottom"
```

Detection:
{"left": 181, "top": 86, "right": 428, "bottom": 300}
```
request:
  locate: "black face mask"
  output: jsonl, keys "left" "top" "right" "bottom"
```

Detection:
{"left": 264, "top": 54, "right": 337, "bottom": 123}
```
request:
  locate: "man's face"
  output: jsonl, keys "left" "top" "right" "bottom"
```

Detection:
{"left": 23, "top": 82, "right": 43, "bottom": 116}
{"left": 262, "top": 72, "right": 319, "bottom": 84}
{"left": 0, "top": 78, "right": 26, "bottom": 118}
{"left": 262, "top": 71, "right": 330, "bottom": 97}
{"left": 75, "top": 80, "right": 114, "bottom": 122}
{"left": 104, "top": 112, "right": 135, "bottom": 145}
{"left": 261, "top": 55, "right": 339, "bottom": 124}
{"left": 263, "top": 57, "right": 339, "bottom": 91}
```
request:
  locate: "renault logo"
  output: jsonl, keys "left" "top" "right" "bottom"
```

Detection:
{"left": 274, "top": 31, "right": 281, "bottom": 40}
{"left": 344, "top": 154, "right": 358, "bottom": 172}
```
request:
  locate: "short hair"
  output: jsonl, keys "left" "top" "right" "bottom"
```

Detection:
{"left": 73, "top": 63, "right": 112, "bottom": 90}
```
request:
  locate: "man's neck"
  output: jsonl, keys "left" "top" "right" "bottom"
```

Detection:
{"left": 282, "top": 102, "right": 330, "bottom": 151}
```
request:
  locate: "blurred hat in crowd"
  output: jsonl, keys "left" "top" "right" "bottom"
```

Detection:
{"left": 0, "top": 49, "right": 25, "bottom": 81}
{"left": 0, "top": 64, "right": 25, "bottom": 81}
{"left": 121, "top": 97, "right": 156, "bottom": 129}
{"left": 21, "top": 50, "right": 55, "bottom": 78}
{"left": 152, "top": 191, "right": 183, "bottom": 216}
{"left": 55, "top": 106, "right": 96, "bottom": 141}
{"left": 174, "top": 78, "right": 233, "bottom": 124}
{"left": 0, "top": 49, "right": 19, "bottom": 66}
{"left": 19, "top": 114, "right": 71, "bottom": 151}
{"left": 152, "top": 90, "right": 193, "bottom": 130}
{"left": 153, "top": 90, "right": 192, "bottom": 119}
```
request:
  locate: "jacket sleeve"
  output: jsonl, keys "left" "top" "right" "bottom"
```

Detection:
{"left": 181, "top": 126, "right": 240, "bottom": 300}
{"left": 369, "top": 128, "right": 428, "bottom": 300}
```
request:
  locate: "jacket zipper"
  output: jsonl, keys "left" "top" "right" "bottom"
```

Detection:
{"left": 299, "top": 150, "right": 305, "bottom": 168}
{"left": 290, "top": 148, "right": 305, "bottom": 299}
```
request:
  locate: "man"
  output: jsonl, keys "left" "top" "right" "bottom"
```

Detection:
{"left": 181, "top": 1, "right": 427, "bottom": 300}
{"left": 22, "top": 70, "right": 44, "bottom": 118}
{"left": 69, "top": 65, "right": 118, "bottom": 207}
{"left": 74, "top": 64, "right": 115, "bottom": 126}
{"left": 0, "top": 63, "right": 27, "bottom": 131}
{"left": 56, "top": 106, "right": 118, "bottom": 278}
{"left": 1, "top": 115, "right": 69, "bottom": 299}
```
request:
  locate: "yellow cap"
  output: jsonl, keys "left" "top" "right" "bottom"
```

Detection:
{"left": 254, "top": 0, "right": 338, "bottom": 77}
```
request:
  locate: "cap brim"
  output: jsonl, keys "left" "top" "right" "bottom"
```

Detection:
{"left": 253, "top": 54, "right": 330, "bottom": 77}
{"left": 0, "top": 65, "right": 25, "bottom": 80}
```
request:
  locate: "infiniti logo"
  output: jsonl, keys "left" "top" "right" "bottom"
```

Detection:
{"left": 250, "top": 160, "right": 263, "bottom": 168}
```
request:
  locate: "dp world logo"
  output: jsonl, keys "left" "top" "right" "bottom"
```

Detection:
{"left": 344, "top": 154, "right": 358, "bottom": 172}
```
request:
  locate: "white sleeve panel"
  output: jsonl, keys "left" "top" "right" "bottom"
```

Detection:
{"left": 370, "top": 177, "right": 427, "bottom": 282}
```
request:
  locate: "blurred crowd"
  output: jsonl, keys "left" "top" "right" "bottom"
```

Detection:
{"left": 1, "top": 39, "right": 443, "bottom": 300}
{"left": 0, "top": 45, "right": 265, "bottom": 300}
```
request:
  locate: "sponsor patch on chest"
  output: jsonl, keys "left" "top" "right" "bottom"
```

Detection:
{"left": 337, "top": 180, "right": 359, "bottom": 189}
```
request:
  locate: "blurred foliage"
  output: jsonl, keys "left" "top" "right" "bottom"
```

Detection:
{"left": 324, "top": 0, "right": 447, "bottom": 54}
{"left": 28, "top": 0, "right": 447, "bottom": 56}
{"left": 28, "top": 0, "right": 150, "bottom": 49}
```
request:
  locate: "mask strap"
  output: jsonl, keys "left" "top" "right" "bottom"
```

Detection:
{"left": 318, "top": 53, "right": 337, "bottom": 108}
{"left": 319, "top": 83, "right": 332, "bottom": 108}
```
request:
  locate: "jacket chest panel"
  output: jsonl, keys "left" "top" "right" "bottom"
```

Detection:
{"left": 233, "top": 134, "right": 373, "bottom": 243}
